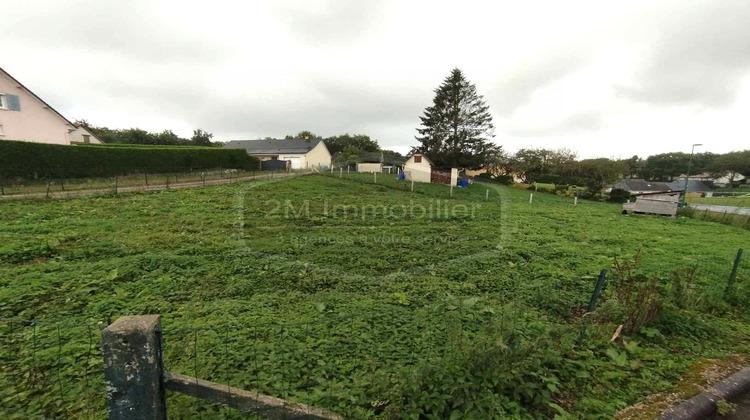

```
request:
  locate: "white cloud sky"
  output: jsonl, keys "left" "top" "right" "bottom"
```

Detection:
{"left": 2, "top": 0, "right": 749, "bottom": 158}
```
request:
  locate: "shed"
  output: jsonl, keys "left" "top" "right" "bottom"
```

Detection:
{"left": 622, "top": 191, "right": 681, "bottom": 217}
{"left": 403, "top": 153, "right": 458, "bottom": 186}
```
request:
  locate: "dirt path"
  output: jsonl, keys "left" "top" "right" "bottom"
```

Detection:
{"left": 688, "top": 203, "right": 750, "bottom": 216}
{"left": 0, "top": 170, "right": 311, "bottom": 200}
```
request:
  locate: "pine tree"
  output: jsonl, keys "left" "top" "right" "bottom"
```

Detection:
{"left": 413, "top": 68, "right": 500, "bottom": 169}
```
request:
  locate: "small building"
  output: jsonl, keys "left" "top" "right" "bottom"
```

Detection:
{"left": 612, "top": 179, "right": 671, "bottom": 195}
{"left": 70, "top": 126, "right": 102, "bottom": 144}
{"left": 224, "top": 138, "right": 331, "bottom": 170}
{"left": 622, "top": 191, "right": 681, "bottom": 217}
{"left": 403, "top": 153, "right": 458, "bottom": 186}
{"left": 666, "top": 180, "right": 714, "bottom": 197}
{"left": 0, "top": 66, "right": 79, "bottom": 145}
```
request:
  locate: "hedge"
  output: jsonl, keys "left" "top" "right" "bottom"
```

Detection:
{"left": 0, "top": 140, "right": 260, "bottom": 179}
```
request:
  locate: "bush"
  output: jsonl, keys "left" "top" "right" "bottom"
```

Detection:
{"left": 0, "top": 140, "right": 259, "bottom": 179}
{"left": 608, "top": 188, "right": 631, "bottom": 203}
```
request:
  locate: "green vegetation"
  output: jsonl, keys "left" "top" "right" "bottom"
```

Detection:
{"left": 687, "top": 196, "right": 749, "bottom": 207}
{"left": 0, "top": 140, "right": 259, "bottom": 179}
{"left": 1, "top": 174, "right": 748, "bottom": 419}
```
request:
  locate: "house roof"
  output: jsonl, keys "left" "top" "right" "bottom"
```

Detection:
{"left": 0, "top": 66, "right": 76, "bottom": 127}
{"left": 223, "top": 138, "right": 323, "bottom": 155}
{"left": 666, "top": 179, "right": 713, "bottom": 193}
{"left": 613, "top": 179, "right": 671, "bottom": 192}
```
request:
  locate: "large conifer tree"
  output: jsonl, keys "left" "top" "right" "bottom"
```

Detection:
{"left": 413, "top": 68, "right": 500, "bottom": 169}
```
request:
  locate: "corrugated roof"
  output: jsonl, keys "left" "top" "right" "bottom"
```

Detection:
{"left": 224, "top": 138, "right": 322, "bottom": 155}
{"left": 613, "top": 179, "right": 671, "bottom": 192}
{"left": 666, "top": 179, "right": 713, "bottom": 192}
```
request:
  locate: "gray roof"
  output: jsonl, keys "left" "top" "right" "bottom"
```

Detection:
{"left": 613, "top": 179, "right": 671, "bottom": 192}
{"left": 223, "top": 138, "right": 323, "bottom": 155}
{"left": 666, "top": 179, "right": 713, "bottom": 193}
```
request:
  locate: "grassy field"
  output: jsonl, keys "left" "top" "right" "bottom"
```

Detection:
{"left": 687, "top": 196, "right": 750, "bottom": 207}
{"left": 1, "top": 173, "right": 748, "bottom": 419}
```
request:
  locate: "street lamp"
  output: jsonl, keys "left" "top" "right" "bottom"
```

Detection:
{"left": 681, "top": 143, "right": 703, "bottom": 206}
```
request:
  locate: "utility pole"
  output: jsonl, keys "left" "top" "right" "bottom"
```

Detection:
{"left": 681, "top": 143, "right": 702, "bottom": 206}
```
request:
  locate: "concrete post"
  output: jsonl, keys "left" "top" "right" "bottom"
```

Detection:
{"left": 102, "top": 315, "right": 166, "bottom": 420}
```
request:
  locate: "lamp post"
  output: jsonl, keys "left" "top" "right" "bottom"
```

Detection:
{"left": 681, "top": 143, "right": 702, "bottom": 206}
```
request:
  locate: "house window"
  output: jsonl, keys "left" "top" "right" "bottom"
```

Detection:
{"left": 414, "top": 155, "right": 422, "bottom": 163}
{"left": 82, "top": 134, "right": 91, "bottom": 143}
{"left": 0, "top": 93, "right": 20, "bottom": 111}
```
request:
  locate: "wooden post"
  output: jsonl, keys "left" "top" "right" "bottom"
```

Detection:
{"left": 574, "top": 196, "right": 578, "bottom": 206}
{"left": 166, "top": 175, "right": 170, "bottom": 190}
{"left": 411, "top": 180, "right": 414, "bottom": 192}
{"left": 725, "top": 249, "right": 743, "bottom": 299}
{"left": 201, "top": 172, "right": 206, "bottom": 187}
{"left": 46, "top": 180, "right": 51, "bottom": 198}
{"left": 374, "top": 172, "right": 377, "bottom": 183}
{"left": 61, "top": 178, "right": 65, "bottom": 191}
{"left": 145, "top": 173, "right": 149, "bottom": 188}
{"left": 450, "top": 185, "right": 453, "bottom": 198}
{"left": 114, "top": 176, "right": 118, "bottom": 195}
{"left": 529, "top": 193, "right": 533, "bottom": 204}
{"left": 102, "top": 315, "right": 167, "bottom": 420}
{"left": 347, "top": 166, "right": 350, "bottom": 174}
{"left": 485, "top": 189, "right": 489, "bottom": 201}
{"left": 339, "top": 168, "right": 342, "bottom": 178}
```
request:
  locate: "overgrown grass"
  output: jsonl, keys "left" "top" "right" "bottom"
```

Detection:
{"left": 687, "top": 196, "right": 749, "bottom": 207}
{"left": 1, "top": 174, "right": 748, "bottom": 419}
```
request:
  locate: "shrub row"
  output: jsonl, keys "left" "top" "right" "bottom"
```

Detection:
{"left": 0, "top": 140, "right": 259, "bottom": 179}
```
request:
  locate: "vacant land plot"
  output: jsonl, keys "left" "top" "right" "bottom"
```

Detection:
{"left": 1, "top": 174, "right": 748, "bottom": 419}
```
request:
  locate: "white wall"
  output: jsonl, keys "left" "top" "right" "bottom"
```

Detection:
{"left": 404, "top": 154, "right": 432, "bottom": 183}
{"left": 69, "top": 127, "right": 102, "bottom": 144}
{"left": 303, "top": 141, "right": 332, "bottom": 169}
{"left": 357, "top": 162, "right": 381, "bottom": 173}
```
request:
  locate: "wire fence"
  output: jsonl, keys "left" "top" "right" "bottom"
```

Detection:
{"left": 0, "top": 167, "right": 311, "bottom": 199}
{"left": 1, "top": 247, "right": 746, "bottom": 419}
{"left": 0, "top": 318, "right": 107, "bottom": 419}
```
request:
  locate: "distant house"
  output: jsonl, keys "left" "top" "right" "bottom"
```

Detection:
{"left": 224, "top": 138, "right": 331, "bottom": 170}
{"left": 69, "top": 126, "right": 102, "bottom": 144}
{"left": 403, "top": 153, "right": 458, "bottom": 186}
{"left": 612, "top": 179, "right": 671, "bottom": 195}
{"left": 677, "top": 172, "right": 746, "bottom": 188}
{"left": 666, "top": 180, "right": 713, "bottom": 195}
{"left": 613, "top": 178, "right": 713, "bottom": 196}
{"left": 0, "top": 66, "right": 86, "bottom": 145}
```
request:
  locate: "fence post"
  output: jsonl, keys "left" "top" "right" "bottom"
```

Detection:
{"left": 485, "top": 189, "right": 489, "bottom": 201}
{"left": 46, "top": 180, "right": 51, "bottom": 198}
{"left": 411, "top": 180, "right": 414, "bottom": 192}
{"left": 574, "top": 196, "right": 578, "bottom": 206}
{"left": 577, "top": 269, "right": 608, "bottom": 346}
{"left": 339, "top": 168, "right": 342, "bottom": 178}
{"left": 529, "top": 193, "right": 533, "bottom": 204}
{"left": 114, "top": 176, "right": 118, "bottom": 195}
{"left": 166, "top": 175, "right": 170, "bottom": 190}
{"left": 374, "top": 172, "right": 377, "bottom": 183}
{"left": 725, "top": 249, "right": 743, "bottom": 299}
{"left": 145, "top": 173, "right": 149, "bottom": 188}
{"left": 450, "top": 185, "right": 453, "bottom": 198}
{"left": 102, "top": 315, "right": 167, "bottom": 420}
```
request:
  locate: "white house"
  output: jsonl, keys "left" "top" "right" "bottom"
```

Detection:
{"left": 223, "top": 138, "right": 331, "bottom": 169}
{"left": 69, "top": 126, "right": 102, "bottom": 144}
{"left": 403, "top": 153, "right": 458, "bottom": 185}
{"left": 0, "top": 66, "right": 80, "bottom": 145}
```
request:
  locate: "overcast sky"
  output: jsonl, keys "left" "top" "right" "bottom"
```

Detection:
{"left": 2, "top": 0, "right": 749, "bottom": 158}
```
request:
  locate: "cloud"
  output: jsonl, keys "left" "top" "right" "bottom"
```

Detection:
{"left": 506, "top": 110, "right": 604, "bottom": 137}
{"left": 616, "top": 0, "right": 750, "bottom": 107}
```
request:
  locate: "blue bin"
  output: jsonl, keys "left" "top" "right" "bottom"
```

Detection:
{"left": 398, "top": 173, "right": 405, "bottom": 180}
{"left": 459, "top": 179, "right": 469, "bottom": 187}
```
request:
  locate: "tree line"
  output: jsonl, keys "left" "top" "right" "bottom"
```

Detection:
{"left": 75, "top": 120, "right": 216, "bottom": 147}
{"left": 410, "top": 68, "right": 749, "bottom": 194}
{"left": 488, "top": 148, "right": 750, "bottom": 192}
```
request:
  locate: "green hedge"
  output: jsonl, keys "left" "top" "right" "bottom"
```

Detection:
{"left": 0, "top": 140, "right": 260, "bottom": 179}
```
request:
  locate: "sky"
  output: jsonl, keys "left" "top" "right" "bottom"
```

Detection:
{"left": 2, "top": 0, "right": 749, "bottom": 158}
